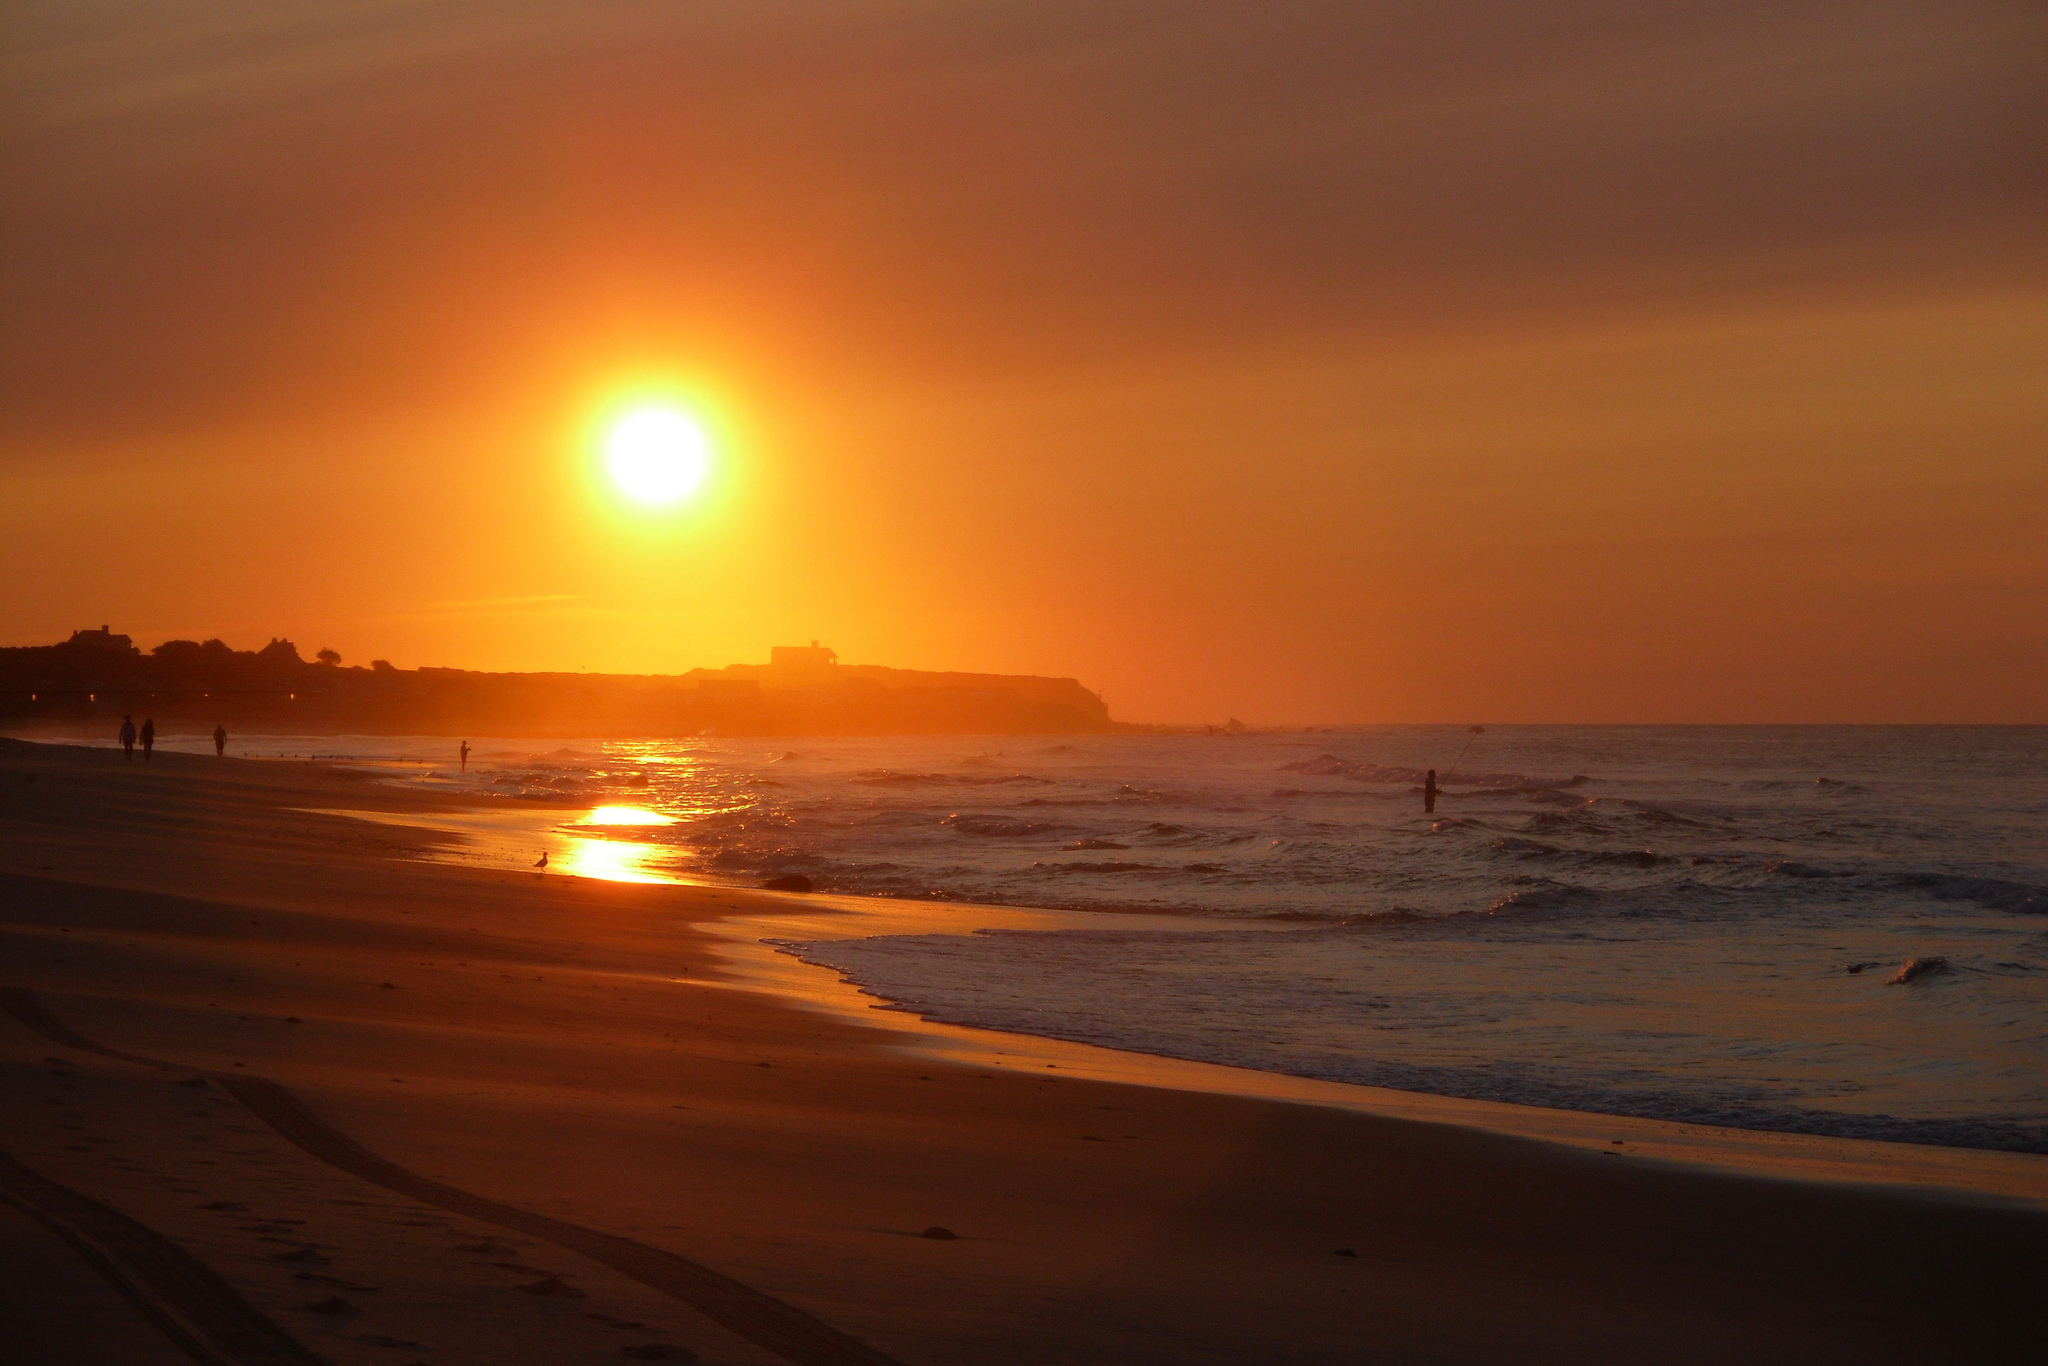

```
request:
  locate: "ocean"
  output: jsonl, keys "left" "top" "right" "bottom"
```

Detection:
{"left": 136, "top": 725, "right": 2048, "bottom": 1151}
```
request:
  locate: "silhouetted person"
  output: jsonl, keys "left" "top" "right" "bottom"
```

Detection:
{"left": 214, "top": 724, "right": 228, "bottom": 757}
{"left": 119, "top": 715, "right": 136, "bottom": 760}
{"left": 140, "top": 717, "right": 156, "bottom": 762}
{"left": 460, "top": 740, "right": 470, "bottom": 773}
{"left": 1423, "top": 768, "right": 1441, "bottom": 815}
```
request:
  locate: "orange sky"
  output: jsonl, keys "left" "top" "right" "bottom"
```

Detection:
{"left": 4, "top": 1, "right": 2043, "bottom": 723}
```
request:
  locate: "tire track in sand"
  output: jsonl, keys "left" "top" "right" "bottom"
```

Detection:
{"left": 0, "top": 1147, "right": 325, "bottom": 1366}
{"left": 1, "top": 989, "right": 908, "bottom": 1366}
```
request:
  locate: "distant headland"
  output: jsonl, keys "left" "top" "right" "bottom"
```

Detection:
{"left": 0, "top": 628, "right": 1119, "bottom": 737}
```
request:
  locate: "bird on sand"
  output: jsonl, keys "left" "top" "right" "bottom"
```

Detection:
{"left": 533, "top": 851, "right": 548, "bottom": 869}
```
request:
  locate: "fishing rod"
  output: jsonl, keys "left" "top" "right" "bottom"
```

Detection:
{"left": 1443, "top": 725, "right": 1486, "bottom": 781}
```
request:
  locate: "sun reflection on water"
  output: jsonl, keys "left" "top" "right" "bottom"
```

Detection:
{"left": 545, "top": 802, "right": 685, "bottom": 882}
{"left": 553, "top": 833, "right": 678, "bottom": 883}
{"left": 575, "top": 804, "right": 679, "bottom": 826}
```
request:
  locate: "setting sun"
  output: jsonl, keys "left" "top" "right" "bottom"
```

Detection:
{"left": 603, "top": 406, "right": 709, "bottom": 505}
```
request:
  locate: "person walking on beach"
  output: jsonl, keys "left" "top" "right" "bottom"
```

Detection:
{"left": 119, "top": 715, "right": 137, "bottom": 760}
{"left": 459, "top": 740, "right": 470, "bottom": 773}
{"left": 213, "top": 723, "right": 228, "bottom": 757}
{"left": 1423, "top": 768, "right": 1441, "bottom": 815}
{"left": 140, "top": 717, "right": 156, "bottom": 762}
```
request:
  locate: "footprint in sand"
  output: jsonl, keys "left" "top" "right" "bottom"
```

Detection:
{"left": 356, "top": 1333, "right": 426, "bottom": 1349}
{"left": 294, "top": 1271, "right": 381, "bottom": 1292}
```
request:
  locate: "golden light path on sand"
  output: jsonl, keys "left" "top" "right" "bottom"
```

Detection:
{"left": 304, "top": 802, "right": 684, "bottom": 885}
{"left": 550, "top": 836, "right": 673, "bottom": 883}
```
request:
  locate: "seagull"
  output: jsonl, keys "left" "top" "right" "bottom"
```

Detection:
{"left": 533, "top": 851, "right": 548, "bottom": 869}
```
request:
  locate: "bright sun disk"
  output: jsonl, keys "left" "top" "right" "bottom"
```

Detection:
{"left": 605, "top": 406, "right": 709, "bottom": 505}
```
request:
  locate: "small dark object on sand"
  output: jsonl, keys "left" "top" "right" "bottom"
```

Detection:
{"left": 299, "top": 1296, "right": 356, "bottom": 1314}
{"left": 1333, "top": 1248, "right": 1357, "bottom": 1257}
{"left": 763, "top": 874, "right": 812, "bottom": 893}
{"left": 920, "top": 1225, "right": 956, "bottom": 1241}
{"left": 296, "top": 1272, "right": 380, "bottom": 1291}
{"left": 515, "top": 1277, "right": 587, "bottom": 1298}
{"left": 285, "top": 1015, "right": 302, "bottom": 1023}
{"left": 1888, "top": 957, "right": 1949, "bottom": 985}
{"left": 379, "top": 982, "right": 398, "bottom": 990}
{"left": 623, "top": 1347, "right": 697, "bottom": 1362}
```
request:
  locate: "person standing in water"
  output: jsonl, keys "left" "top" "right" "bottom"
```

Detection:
{"left": 119, "top": 715, "right": 137, "bottom": 760}
{"left": 459, "top": 740, "right": 470, "bottom": 773}
{"left": 140, "top": 717, "right": 156, "bottom": 762}
{"left": 213, "top": 723, "right": 228, "bottom": 757}
{"left": 1423, "top": 768, "right": 1441, "bottom": 815}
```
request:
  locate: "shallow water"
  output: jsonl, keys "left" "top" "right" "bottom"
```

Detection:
{"left": 131, "top": 726, "right": 2048, "bottom": 1150}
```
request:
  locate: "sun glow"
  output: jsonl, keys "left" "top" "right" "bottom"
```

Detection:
{"left": 576, "top": 805, "right": 678, "bottom": 826}
{"left": 603, "top": 406, "right": 710, "bottom": 505}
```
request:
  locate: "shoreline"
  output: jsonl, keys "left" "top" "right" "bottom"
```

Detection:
{"left": 700, "top": 897, "right": 2048, "bottom": 1211}
{"left": 306, "top": 784, "right": 2048, "bottom": 1207}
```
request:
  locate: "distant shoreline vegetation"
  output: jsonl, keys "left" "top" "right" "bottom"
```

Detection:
{"left": 0, "top": 628, "right": 1119, "bottom": 738}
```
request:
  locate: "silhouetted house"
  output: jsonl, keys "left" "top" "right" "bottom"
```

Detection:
{"left": 67, "top": 625, "right": 134, "bottom": 653}
{"left": 769, "top": 641, "right": 838, "bottom": 684}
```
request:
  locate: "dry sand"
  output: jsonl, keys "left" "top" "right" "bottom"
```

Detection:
{"left": 1, "top": 737, "right": 2042, "bottom": 1364}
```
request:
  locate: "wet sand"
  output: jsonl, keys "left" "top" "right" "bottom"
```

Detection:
{"left": 1, "top": 737, "right": 2043, "bottom": 1364}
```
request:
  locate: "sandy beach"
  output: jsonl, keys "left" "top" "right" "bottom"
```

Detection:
{"left": 2, "top": 737, "right": 2042, "bottom": 1365}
